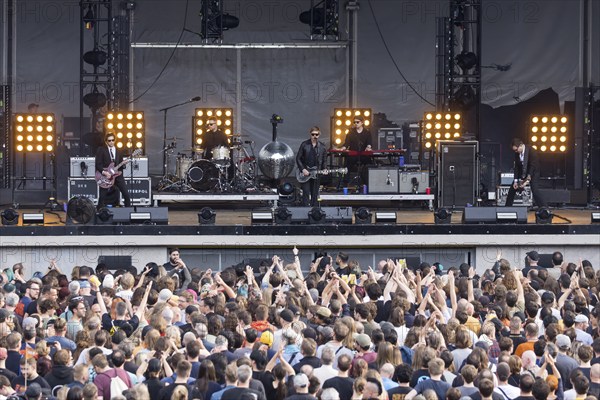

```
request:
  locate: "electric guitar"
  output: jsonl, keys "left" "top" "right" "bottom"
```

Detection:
{"left": 95, "top": 149, "right": 142, "bottom": 189}
{"left": 296, "top": 167, "right": 347, "bottom": 183}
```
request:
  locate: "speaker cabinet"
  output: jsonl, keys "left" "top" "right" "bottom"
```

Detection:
{"left": 134, "top": 207, "right": 169, "bottom": 225}
{"left": 437, "top": 141, "right": 479, "bottom": 209}
{"left": 285, "top": 207, "right": 353, "bottom": 224}
{"left": 462, "top": 207, "right": 527, "bottom": 224}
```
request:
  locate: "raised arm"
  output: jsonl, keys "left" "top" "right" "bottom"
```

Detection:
{"left": 448, "top": 270, "right": 457, "bottom": 318}
{"left": 134, "top": 281, "right": 153, "bottom": 320}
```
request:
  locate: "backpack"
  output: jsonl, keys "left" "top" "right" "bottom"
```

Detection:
{"left": 104, "top": 370, "right": 129, "bottom": 398}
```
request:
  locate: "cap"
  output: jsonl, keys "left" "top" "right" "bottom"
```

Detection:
{"left": 526, "top": 251, "right": 539, "bottom": 261}
{"left": 158, "top": 288, "right": 173, "bottom": 303}
{"left": 555, "top": 334, "right": 571, "bottom": 349}
{"left": 279, "top": 309, "right": 294, "bottom": 323}
{"left": 23, "top": 317, "right": 38, "bottom": 330}
{"left": 0, "top": 348, "right": 7, "bottom": 360}
{"left": 355, "top": 333, "right": 372, "bottom": 348}
{"left": 2, "top": 283, "right": 15, "bottom": 294}
{"left": 317, "top": 326, "right": 334, "bottom": 340}
{"left": 0, "top": 309, "right": 10, "bottom": 323}
{"left": 259, "top": 330, "right": 274, "bottom": 347}
{"left": 575, "top": 315, "right": 589, "bottom": 324}
{"left": 316, "top": 307, "right": 332, "bottom": 319}
{"left": 293, "top": 373, "right": 309, "bottom": 388}
{"left": 25, "top": 383, "right": 42, "bottom": 398}
{"left": 79, "top": 280, "right": 91, "bottom": 289}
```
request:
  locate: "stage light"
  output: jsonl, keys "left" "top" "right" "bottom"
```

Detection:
{"left": 274, "top": 207, "right": 292, "bottom": 225}
{"left": 308, "top": 207, "right": 326, "bottom": 225}
{"left": 66, "top": 196, "right": 96, "bottom": 225}
{"left": 198, "top": 207, "right": 216, "bottom": 225}
{"left": 105, "top": 111, "right": 145, "bottom": 151}
{"left": 95, "top": 207, "right": 113, "bottom": 225}
{"left": 330, "top": 108, "right": 372, "bottom": 148}
{"left": 422, "top": 111, "right": 462, "bottom": 149}
{"left": 496, "top": 211, "right": 518, "bottom": 223}
{"left": 354, "top": 207, "right": 371, "bottom": 225}
{"left": 83, "top": 90, "right": 107, "bottom": 109}
{"left": 193, "top": 108, "right": 234, "bottom": 148}
{"left": 455, "top": 51, "right": 478, "bottom": 71}
{"left": 375, "top": 212, "right": 396, "bottom": 224}
{"left": 592, "top": 212, "right": 600, "bottom": 223}
{"left": 22, "top": 213, "right": 45, "bottom": 225}
{"left": 251, "top": 210, "right": 273, "bottom": 225}
{"left": 1, "top": 209, "right": 19, "bottom": 226}
{"left": 13, "top": 113, "right": 55, "bottom": 153}
{"left": 200, "top": 0, "right": 239, "bottom": 41}
{"left": 299, "top": 0, "right": 339, "bottom": 38}
{"left": 130, "top": 212, "right": 152, "bottom": 223}
{"left": 83, "top": 50, "right": 107, "bottom": 67}
{"left": 278, "top": 182, "right": 295, "bottom": 197}
{"left": 535, "top": 207, "right": 553, "bottom": 224}
{"left": 83, "top": 5, "right": 94, "bottom": 30}
{"left": 529, "top": 115, "right": 567, "bottom": 152}
{"left": 434, "top": 208, "right": 452, "bottom": 224}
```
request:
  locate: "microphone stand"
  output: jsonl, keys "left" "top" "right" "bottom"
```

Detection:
{"left": 159, "top": 98, "right": 200, "bottom": 177}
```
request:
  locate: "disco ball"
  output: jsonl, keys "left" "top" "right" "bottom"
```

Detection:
{"left": 257, "top": 141, "right": 295, "bottom": 179}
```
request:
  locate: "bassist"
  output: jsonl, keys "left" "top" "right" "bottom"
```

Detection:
{"left": 95, "top": 133, "right": 131, "bottom": 209}
{"left": 296, "top": 126, "right": 327, "bottom": 206}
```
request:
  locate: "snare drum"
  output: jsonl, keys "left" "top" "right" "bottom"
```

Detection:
{"left": 176, "top": 156, "right": 194, "bottom": 179}
{"left": 211, "top": 146, "right": 231, "bottom": 163}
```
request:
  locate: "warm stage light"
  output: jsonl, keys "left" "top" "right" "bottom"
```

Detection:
{"left": 330, "top": 109, "right": 372, "bottom": 148}
{"left": 193, "top": 108, "right": 234, "bottom": 150}
{"left": 529, "top": 114, "right": 568, "bottom": 153}
{"left": 105, "top": 111, "right": 145, "bottom": 152}
{"left": 14, "top": 113, "right": 55, "bottom": 153}
{"left": 422, "top": 111, "right": 462, "bottom": 149}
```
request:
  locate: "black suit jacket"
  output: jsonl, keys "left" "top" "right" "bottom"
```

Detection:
{"left": 296, "top": 139, "right": 327, "bottom": 171}
{"left": 95, "top": 146, "right": 124, "bottom": 174}
{"left": 513, "top": 144, "right": 539, "bottom": 181}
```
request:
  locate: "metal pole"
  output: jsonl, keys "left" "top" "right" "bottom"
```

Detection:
{"left": 236, "top": 48, "right": 242, "bottom": 136}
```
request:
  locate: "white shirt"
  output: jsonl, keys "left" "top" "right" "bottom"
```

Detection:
{"left": 312, "top": 364, "right": 338, "bottom": 385}
{"left": 495, "top": 384, "right": 520, "bottom": 400}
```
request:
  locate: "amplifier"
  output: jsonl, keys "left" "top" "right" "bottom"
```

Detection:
{"left": 68, "top": 178, "right": 98, "bottom": 205}
{"left": 368, "top": 167, "right": 399, "bottom": 193}
{"left": 70, "top": 157, "right": 95, "bottom": 178}
{"left": 500, "top": 173, "right": 515, "bottom": 185}
{"left": 122, "top": 178, "right": 152, "bottom": 206}
{"left": 121, "top": 157, "right": 149, "bottom": 178}
{"left": 377, "top": 128, "right": 403, "bottom": 150}
{"left": 399, "top": 171, "right": 429, "bottom": 194}
{"left": 496, "top": 185, "right": 532, "bottom": 206}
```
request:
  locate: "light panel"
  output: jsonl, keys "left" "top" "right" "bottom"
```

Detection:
{"left": 105, "top": 111, "right": 145, "bottom": 152}
{"left": 14, "top": 113, "right": 55, "bottom": 152}
{"left": 330, "top": 108, "right": 372, "bottom": 148}
{"left": 529, "top": 115, "right": 567, "bottom": 153}
{"left": 193, "top": 108, "right": 234, "bottom": 150}
{"left": 421, "top": 112, "right": 462, "bottom": 150}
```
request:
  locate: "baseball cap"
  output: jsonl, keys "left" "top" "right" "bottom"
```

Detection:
{"left": 293, "top": 373, "right": 309, "bottom": 388}
{"left": 158, "top": 288, "right": 173, "bottom": 303}
{"left": 526, "top": 251, "right": 539, "bottom": 261}
{"left": 555, "top": 334, "right": 571, "bottom": 349}
{"left": 259, "top": 330, "right": 274, "bottom": 347}
{"left": 355, "top": 333, "right": 372, "bottom": 348}
{"left": 79, "top": 280, "right": 91, "bottom": 289}
{"left": 575, "top": 315, "right": 589, "bottom": 324}
{"left": 316, "top": 307, "right": 332, "bottom": 319}
{"left": 279, "top": 309, "right": 294, "bottom": 323}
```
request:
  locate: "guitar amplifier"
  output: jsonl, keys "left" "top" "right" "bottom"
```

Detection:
{"left": 496, "top": 185, "right": 532, "bottom": 206}
{"left": 399, "top": 171, "right": 429, "bottom": 193}
{"left": 70, "top": 157, "right": 96, "bottom": 178}
{"left": 368, "top": 167, "right": 399, "bottom": 193}
{"left": 121, "top": 157, "right": 149, "bottom": 178}
{"left": 68, "top": 178, "right": 98, "bottom": 205}
{"left": 122, "top": 178, "right": 152, "bottom": 206}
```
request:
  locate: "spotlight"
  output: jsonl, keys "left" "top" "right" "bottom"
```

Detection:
{"left": 529, "top": 115, "right": 568, "bottom": 153}
{"left": 130, "top": 212, "right": 152, "bottom": 224}
{"left": 1, "top": 209, "right": 19, "bottom": 226}
{"left": 496, "top": 211, "right": 519, "bottom": 223}
{"left": 198, "top": 207, "right": 216, "bottom": 225}
{"left": 83, "top": 6, "right": 94, "bottom": 30}
{"left": 375, "top": 212, "right": 396, "bottom": 224}
{"left": 434, "top": 208, "right": 452, "bottom": 224}
{"left": 13, "top": 113, "right": 56, "bottom": 153}
{"left": 455, "top": 51, "right": 478, "bottom": 71}
{"left": 83, "top": 90, "right": 107, "bottom": 110}
{"left": 251, "top": 210, "right": 273, "bottom": 225}
{"left": 308, "top": 207, "right": 326, "bottom": 225}
{"left": 193, "top": 108, "right": 234, "bottom": 147}
{"left": 592, "top": 212, "right": 600, "bottom": 223}
{"left": 83, "top": 50, "right": 107, "bottom": 67}
{"left": 66, "top": 196, "right": 96, "bottom": 225}
{"left": 106, "top": 111, "right": 145, "bottom": 151}
{"left": 354, "top": 207, "right": 371, "bottom": 225}
{"left": 22, "top": 213, "right": 45, "bottom": 225}
{"left": 422, "top": 111, "right": 462, "bottom": 149}
{"left": 95, "top": 207, "right": 113, "bottom": 225}
{"left": 274, "top": 207, "right": 292, "bottom": 225}
{"left": 535, "top": 207, "right": 553, "bottom": 224}
{"left": 331, "top": 108, "right": 372, "bottom": 148}
{"left": 278, "top": 182, "right": 295, "bottom": 197}
{"left": 299, "top": 0, "right": 339, "bottom": 38}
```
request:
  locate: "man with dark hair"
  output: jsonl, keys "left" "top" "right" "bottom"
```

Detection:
{"left": 12, "top": 357, "right": 51, "bottom": 395}
{"left": 387, "top": 364, "right": 413, "bottom": 399}
{"left": 322, "top": 354, "right": 354, "bottom": 400}
{"left": 95, "top": 132, "right": 131, "bottom": 208}
{"left": 157, "top": 360, "right": 192, "bottom": 400}
{"left": 513, "top": 373, "right": 535, "bottom": 400}
{"left": 405, "top": 358, "right": 450, "bottom": 400}
{"left": 163, "top": 248, "right": 191, "bottom": 290}
{"left": 505, "top": 138, "right": 544, "bottom": 207}
{"left": 15, "top": 281, "right": 40, "bottom": 318}
{"left": 44, "top": 349, "right": 74, "bottom": 389}
{"left": 479, "top": 379, "right": 496, "bottom": 400}
{"left": 296, "top": 126, "right": 327, "bottom": 207}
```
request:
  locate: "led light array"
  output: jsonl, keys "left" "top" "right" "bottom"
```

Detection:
{"left": 105, "top": 111, "right": 145, "bottom": 151}
{"left": 14, "top": 114, "right": 55, "bottom": 152}
{"left": 193, "top": 108, "right": 234, "bottom": 148}
{"left": 422, "top": 112, "right": 462, "bottom": 149}
{"left": 331, "top": 109, "right": 372, "bottom": 147}
{"left": 530, "top": 115, "right": 567, "bottom": 152}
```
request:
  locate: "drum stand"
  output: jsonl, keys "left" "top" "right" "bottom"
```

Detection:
{"left": 231, "top": 141, "right": 258, "bottom": 192}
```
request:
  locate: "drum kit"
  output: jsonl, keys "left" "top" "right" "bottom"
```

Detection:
{"left": 158, "top": 135, "right": 258, "bottom": 193}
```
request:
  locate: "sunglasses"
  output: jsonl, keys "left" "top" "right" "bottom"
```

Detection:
{"left": 207, "top": 123, "right": 216, "bottom": 126}
{"left": 311, "top": 133, "right": 320, "bottom": 136}
{"left": 107, "top": 139, "right": 115, "bottom": 142}
{"left": 353, "top": 121, "right": 362, "bottom": 124}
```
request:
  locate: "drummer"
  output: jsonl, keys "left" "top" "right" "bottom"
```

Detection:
{"left": 202, "top": 117, "right": 230, "bottom": 159}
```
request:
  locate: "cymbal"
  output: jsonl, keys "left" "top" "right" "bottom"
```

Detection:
{"left": 230, "top": 134, "right": 248, "bottom": 137}
{"left": 166, "top": 137, "right": 184, "bottom": 141}
{"left": 180, "top": 148, "right": 200, "bottom": 152}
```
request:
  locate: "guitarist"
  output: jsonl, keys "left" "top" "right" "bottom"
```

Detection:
{"left": 296, "top": 126, "right": 327, "bottom": 206}
{"left": 505, "top": 138, "right": 545, "bottom": 207}
{"left": 95, "top": 133, "right": 131, "bottom": 208}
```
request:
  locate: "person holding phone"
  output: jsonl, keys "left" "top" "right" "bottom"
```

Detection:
{"left": 163, "top": 248, "right": 191, "bottom": 290}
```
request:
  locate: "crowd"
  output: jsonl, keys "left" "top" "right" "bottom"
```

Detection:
{"left": 0, "top": 247, "right": 598, "bottom": 400}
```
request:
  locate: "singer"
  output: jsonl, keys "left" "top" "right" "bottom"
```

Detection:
{"left": 296, "top": 126, "right": 327, "bottom": 206}
{"left": 95, "top": 133, "right": 131, "bottom": 208}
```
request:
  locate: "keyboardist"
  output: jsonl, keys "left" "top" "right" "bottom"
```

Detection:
{"left": 340, "top": 115, "right": 372, "bottom": 186}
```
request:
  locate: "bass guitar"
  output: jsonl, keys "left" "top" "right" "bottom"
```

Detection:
{"left": 296, "top": 167, "right": 347, "bottom": 184}
{"left": 95, "top": 149, "right": 142, "bottom": 189}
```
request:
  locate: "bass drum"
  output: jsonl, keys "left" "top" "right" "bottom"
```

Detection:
{"left": 187, "top": 160, "right": 219, "bottom": 191}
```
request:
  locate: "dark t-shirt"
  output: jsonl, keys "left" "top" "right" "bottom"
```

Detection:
{"left": 413, "top": 378, "right": 451, "bottom": 400}
{"left": 158, "top": 382, "right": 193, "bottom": 400}
{"left": 101, "top": 313, "right": 139, "bottom": 336}
{"left": 12, "top": 375, "right": 51, "bottom": 393}
{"left": 221, "top": 387, "right": 265, "bottom": 400}
{"left": 322, "top": 376, "right": 354, "bottom": 400}
{"left": 387, "top": 386, "right": 412, "bottom": 400}
{"left": 143, "top": 378, "right": 165, "bottom": 400}
{"left": 284, "top": 394, "right": 317, "bottom": 400}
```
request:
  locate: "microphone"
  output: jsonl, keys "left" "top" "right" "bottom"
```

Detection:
{"left": 189, "top": 96, "right": 201, "bottom": 102}
{"left": 244, "top": 140, "right": 254, "bottom": 144}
